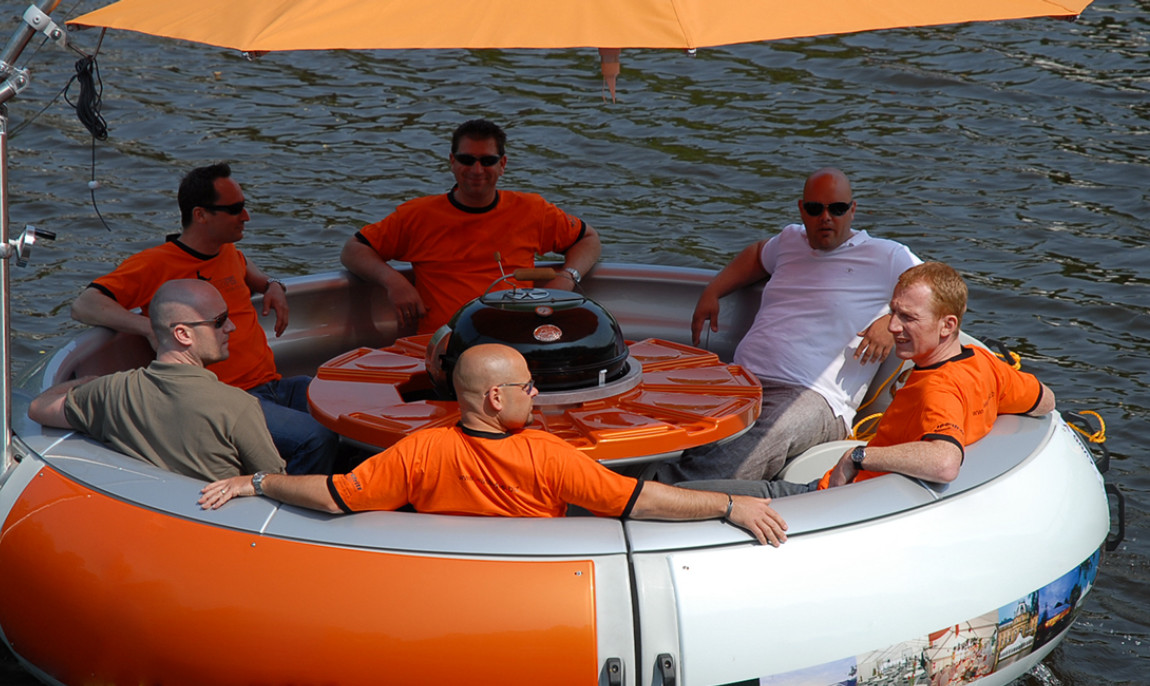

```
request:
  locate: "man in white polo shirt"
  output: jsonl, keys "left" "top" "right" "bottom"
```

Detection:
{"left": 656, "top": 168, "right": 921, "bottom": 483}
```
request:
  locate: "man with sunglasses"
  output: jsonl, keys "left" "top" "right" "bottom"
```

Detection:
{"left": 341, "top": 119, "right": 602, "bottom": 334}
{"left": 201, "top": 344, "right": 790, "bottom": 547}
{"left": 655, "top": 167, "right": 921, "bottom": 485}
{"left": 31, "top": 280, "right": 286, "bottom": 482}
{"left": 70, "top": 163, "right": 339, "bottom": 476}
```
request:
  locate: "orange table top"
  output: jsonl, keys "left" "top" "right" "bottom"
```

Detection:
{"left": 309, "top": 336, "right": 762, "bottom": 463}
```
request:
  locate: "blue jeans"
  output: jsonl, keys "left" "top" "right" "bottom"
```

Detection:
{"left": 248, "top": 376, "right": 339, "bottom": 475}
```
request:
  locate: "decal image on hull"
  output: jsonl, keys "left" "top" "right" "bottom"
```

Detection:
{"left": 754, "top": 548, "right": 1102, "bottom": 686}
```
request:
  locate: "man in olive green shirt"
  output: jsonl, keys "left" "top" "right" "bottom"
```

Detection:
{"left": 28, "top": 279, "right": 285, "bottom": 481}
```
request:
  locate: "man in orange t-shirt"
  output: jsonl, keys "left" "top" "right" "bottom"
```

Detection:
{"left": 70, "top": 163, "right": 338, "bottom": 475}
{"left": 341, "top": 119, "right": 602, "bottom": 334}
{"left": 678, "top": 262, "right": 1056, "bottom": 497}
{"left": 201, "top": 344, "right": 791, "bottom": 547}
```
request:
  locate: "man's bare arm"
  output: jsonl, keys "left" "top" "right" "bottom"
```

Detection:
{"left": 827, "top": 439, "right": 964, "bottom": 488}
{"left": 199, "top": 473, "right": 339, "bottom": 512}
{"left": 244, "top": 260, "right": 290, "bottom": 336}
{"left": 28, "top": 376, "right": 97, "bottom": 428}
{"left": 630, "top": 480, "right": 787, "bottom": 547}
{"left": 1031, "top": 382, "right": 1056, "bottom": 416}
{"left": 691, "top": 241, "right": 770, "bottom": 345}
{"left": 341, "top": 237, "right": 426, "bottom": 329}
{"left": 71, "top": 288, "right": 153, "bottom": 342}
{"left": 544, "top": 224, "right": 603, "bottom": 290}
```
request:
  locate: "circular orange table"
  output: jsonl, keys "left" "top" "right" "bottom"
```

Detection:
{"left": 308, "top": 336, "right": 761, "bottom": 463}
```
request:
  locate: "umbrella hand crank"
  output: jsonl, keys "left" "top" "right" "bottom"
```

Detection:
{"left": 0, "top": 225, "right": 55, "bottom": 267}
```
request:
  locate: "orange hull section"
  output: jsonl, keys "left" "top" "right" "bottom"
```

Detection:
{"left": 0, "top": 467, "right": 601, "bottom": 685}
{"left": 310, "top": 336, "right": 761, "bottom": 460}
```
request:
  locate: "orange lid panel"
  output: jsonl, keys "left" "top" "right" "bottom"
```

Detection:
{"left": 310, "top": 337, "right": 761, "bottom": 461}
{"left": 626, "top": 338, "right": 722, "bottom": 370}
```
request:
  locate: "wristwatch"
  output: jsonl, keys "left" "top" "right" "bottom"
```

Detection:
{"left": 252, "top": 471, "right": 269, "bottom": 496}
{"left": 562, "top": 267, "right": 582, "bottom": 284}
{"left": 264, "top": 278, "right": 287, "bottom": 294}
{"left": 850, "top": 445, "right": 867, "bottom": 471}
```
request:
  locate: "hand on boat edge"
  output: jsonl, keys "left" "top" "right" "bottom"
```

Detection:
{"left": 198, "top": 475, "right": 255, "bottom": 509}
{"left": 729, "top": 496, "right": 788, "bottom": 547}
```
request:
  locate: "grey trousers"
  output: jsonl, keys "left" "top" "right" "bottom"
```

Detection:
{"left": 676, "top": 476, "right": 820, "bottom": 499}
{"left": 653, "top": 381, "right": 847, "bottom": 483}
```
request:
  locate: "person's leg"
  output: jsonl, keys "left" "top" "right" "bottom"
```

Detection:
{"left": 674, "top": 478, "right": 819, "bottom": 499}
{"left": 654, "top": 383, "right": 846, "bottom": 483}
{"left": 249, "top": 378, "right": 339, "bottom": 475}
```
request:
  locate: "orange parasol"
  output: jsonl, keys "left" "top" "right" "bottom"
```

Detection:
{"left": 68, "top": 0, "right": 1093, "bottom": 52}
{"left": 67, "top": 0, "right": 1094, "bottom": 99}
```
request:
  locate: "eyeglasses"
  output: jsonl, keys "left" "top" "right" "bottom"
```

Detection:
{"left": 171, "top": 310, "right": 229, "bottom": 329}
{"left": 490, "top": 379, "right": 535, "bottom": 395}
{"left": 453, "top": 153, "right": 502, "bottom": 167}
{"left": 802, "top": 201, "right": 853, "bottom": 217}
{"left": 201, "top": 200, "right": 246, "bottom": 215}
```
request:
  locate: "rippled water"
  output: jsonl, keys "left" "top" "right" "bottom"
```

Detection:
{"left": 3, "top": 0, "right": 1148, "bottom": 682}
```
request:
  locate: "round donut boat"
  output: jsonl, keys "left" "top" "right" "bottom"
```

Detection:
{"left": 0, "top": 264, "right": 1115, "bottom": 686}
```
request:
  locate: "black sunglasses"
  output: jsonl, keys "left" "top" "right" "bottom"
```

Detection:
{"left": 171, "top": 310, "right": 229, "bottom": 329}
{"left": 201, "top": 200, "right": 246, "bottom": 215}
{"left": 802, "top": 201, "right": 853, "bottom": 217}
{"left": 453, "top": 153, "right": 502, "bottom": 167}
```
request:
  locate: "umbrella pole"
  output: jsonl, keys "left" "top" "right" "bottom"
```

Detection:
{"left": 0, "top": 105, "right": 9, "bottom": 470}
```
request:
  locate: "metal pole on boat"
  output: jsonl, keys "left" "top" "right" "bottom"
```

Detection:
{"left": 0, "top": 0, "right": 61, "bottom": 470}
{"left": 0, "top": 106, "right": 9, "bottom": 470}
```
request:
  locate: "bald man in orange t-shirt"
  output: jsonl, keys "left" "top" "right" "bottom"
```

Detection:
{"left": 202, "top": 344, "right": 790, "bottom": 547}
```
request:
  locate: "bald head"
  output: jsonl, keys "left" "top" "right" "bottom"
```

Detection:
{"left": 453, "top": 344, "right": 536, "bottom": 432}
{"left": 454, "top": 344, "right": 524, "bottom": 399}
{"left": 799, "top": 167, "right": 855, "bottom": 251}
{"left": 803, "top": 167, "right": 851, "bottom": 197}
{"left": 150, "top": 279, "right": 226, "bottom": 346}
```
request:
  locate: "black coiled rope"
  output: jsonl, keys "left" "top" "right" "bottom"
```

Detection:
{"left": 9, "top": 14, "right": 113, "bottom": 230}
{"left": 64, "top": 55, "right": 107, "bottom": 141}
{"left": 65, "top": 54, "right": 112, "bottom": 230}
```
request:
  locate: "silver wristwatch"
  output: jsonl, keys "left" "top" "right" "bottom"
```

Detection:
{"left": 850, "top": 445, "right": 866, "bottom": 471}
{"left": 252, "top": 471, "right": 269, "bottom": 496}
{"left": 264, "top": 278, "right": 287, "bottom": 294}
{"left": 562, "top": 266, "right": 582, "bottom": 284}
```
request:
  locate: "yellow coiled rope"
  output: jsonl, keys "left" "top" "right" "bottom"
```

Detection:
{"left": 1067, "top": 410, "right": 1107, "bottom": 443}
{"left": 850, "top": 412, "right": 883, "bottom": 441}
{"left": 849, "top": 366, "right": 910, "bottom": 440}
{"left": 992, "top": 349, "right": 1022, "bottom": 370}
